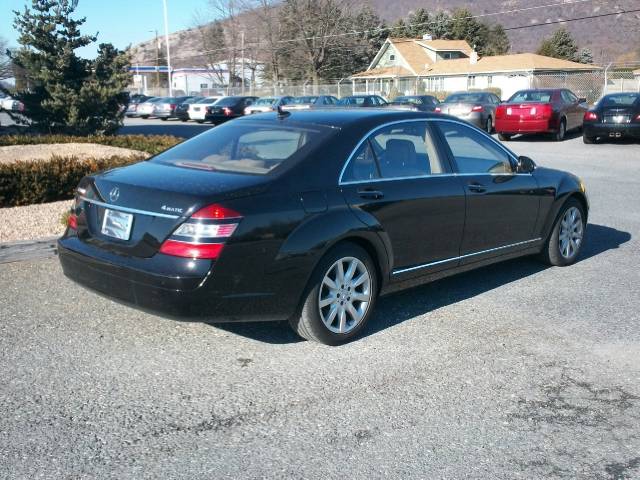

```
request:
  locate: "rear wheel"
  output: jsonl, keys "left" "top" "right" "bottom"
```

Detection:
{"left": 290, "top": 242, "right": 378, "bottom": 345}
{"left": 583, "top": 133, "right": 595, "bottom": 144}
{"left": 539, "top": 198, "right": 586, "bottom": 266}
{"left": 160, "top": 117, "right": 167, "bottom": 121}
{"left": 498, "top": 133, "right": 511, "bottom": 141}
{"left": 552, "top": 119, "right": 567, "bottom": 141}
{"left": 196, "top": 120, "right": 204, "bottom": 124}
{"left": 485, "top": 116, "right": 493, "bottom": 133}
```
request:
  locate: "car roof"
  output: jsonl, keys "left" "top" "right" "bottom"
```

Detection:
{"left": 231, "top": 108, "right": 439, "bottom": 128}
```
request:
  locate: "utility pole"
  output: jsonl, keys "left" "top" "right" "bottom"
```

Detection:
{"left": 162, "top": 0, "right": 173, "bottom": 97}
{"left": 241, "top": 31, "right": 245, "bottom": 94}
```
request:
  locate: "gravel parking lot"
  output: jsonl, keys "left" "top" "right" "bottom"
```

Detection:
{"left": 1, "top": 127, "right": 639, "bottom": 479}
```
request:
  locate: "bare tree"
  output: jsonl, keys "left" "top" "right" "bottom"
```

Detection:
{"left": 191, "top": 12, "right": 229, "bottom": 89}
{"left": 206, "top": 0, "right": 244, "bottom": 91}
{"left": 0, "top": 36, "right": 13, "bottom": 81}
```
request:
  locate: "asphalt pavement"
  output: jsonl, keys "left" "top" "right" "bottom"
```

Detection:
{"left": 1, "top": 125, "right": 639, "bottom": 479}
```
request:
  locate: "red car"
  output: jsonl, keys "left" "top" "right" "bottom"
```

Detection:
{"left": 495, "top": 89, "right": 588, "bottom": 141}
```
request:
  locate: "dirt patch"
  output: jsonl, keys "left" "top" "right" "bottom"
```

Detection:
{"left": 0, "top": 143, "right": 148, "bottom": 164}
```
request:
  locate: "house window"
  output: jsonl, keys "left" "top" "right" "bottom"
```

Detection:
{"left": 467, "top": 75, "right": 476, "bottom": 88}
{"left": 200, "top": 83, "right": 208, "bottom": 88}
{"left": 389, "top": 54, "right": 395, "bottom": 61}
{"left": 443, "top": 52, "right": 452, "bottom": 60}
{"left": 487, "top": 76, "right": 493, "bottom": 87}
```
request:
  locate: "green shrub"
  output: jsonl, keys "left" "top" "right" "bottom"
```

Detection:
{"left": 0, "top": 134, "right": 182, "bottom": 155}
{"left": 0, "top": 154, "right": 147, "bottom": 207}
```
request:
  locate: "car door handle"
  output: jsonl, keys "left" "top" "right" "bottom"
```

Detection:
{"left": 467, "top": 182, "right": 487, "bottom": 193}
{"left": 357, "top": 189, "right": 384, "bottom": 200}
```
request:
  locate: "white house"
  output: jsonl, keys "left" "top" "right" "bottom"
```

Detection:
{"left": 352, "top": 36, "right": 601, "bottom": 100}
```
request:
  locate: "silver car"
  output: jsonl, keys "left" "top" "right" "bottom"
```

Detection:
{"left": 435, "top": 92, "right": 502, "bottom": 133}
{"left": 244, "top": 96, "right": 294, "bottom": 114}
{"left": 136, "top": 97, "right": 165, "bottom": 119}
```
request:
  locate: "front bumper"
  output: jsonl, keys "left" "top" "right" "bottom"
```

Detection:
{"left": 58, "top": 238, "right": 282, "bottom": 322}
{"left": 584, "top": 123, "right": 640, "bottom": 139}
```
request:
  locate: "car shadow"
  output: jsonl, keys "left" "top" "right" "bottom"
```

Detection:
{"left": 117, "top": 123, "right": 214, "bottom": 138}
{"left": 215, "top": 224, "right": 630, "bottom": 345}
{"left": 502, "top": 129, "right": 583, "bottom": 142}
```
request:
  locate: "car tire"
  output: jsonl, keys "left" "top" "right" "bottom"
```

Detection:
{"left": 290, "top": 242, "right": 378, "bottom": 346}
{"left": 498, "top": 133, "right": 511, "bottom": 141}
{"left": 141, "top": 115, "right": 149, "bottom": 119}
{"left": 196, "top": 120, "right": 204, "bottom": 124}
{"left": 161, "top": 117, "right": 167, "bottom": 121}
{"left": 583, "top": 133, "right": 595, "bottom": 144}
{"left": 552, "top": 119, "right": 567, "bottom": 141}
{"left": 539, "top": 198, "right": 586, "bottom": 267}
{"left": 181, "top": 119, "right": 188, "bottom": 122}
{"left": 485, "top": 116, "right": 493, "bottom": 133}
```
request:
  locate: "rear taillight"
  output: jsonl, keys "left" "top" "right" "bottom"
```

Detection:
{"left": 495, "top": 105, "right": 505, "bottom": 119}
{"left": 635, "top": 113, "right": 640, "bottom": 121}
{"left": 159, "top": 203, "right": 242, "bottom": 260}
{"left": 222, "top": 107, "right": 233, "bottom": 116}
{"left": 67, "top": 213, "right": 78, "bottom": 230}
{"left": 540, "top": 104, "right": 553, "bottom": 119}
{"left": 584, "top": 111, "right": 598, "bottom": 121}
{"left": 170, "top": 103, "right": 176, "bottom": 110}
{"left": 471, "top": 105, "right": 483, "bottom": 112}
{"left": 434, "top": 106, "right": 441, "bottom": 113}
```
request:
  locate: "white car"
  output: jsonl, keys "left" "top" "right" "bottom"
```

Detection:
{"left": 188, "top": 96, "right": 222, "bottom": 122}
{"left": 1, "top": 96, "right": 24, "bottom": 112}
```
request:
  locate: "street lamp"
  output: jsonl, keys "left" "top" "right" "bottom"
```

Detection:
{"left": 162, "top": 0, "right": 173, "bottom": 97}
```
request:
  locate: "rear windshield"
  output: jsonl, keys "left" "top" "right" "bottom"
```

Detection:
{"left": 599, "top": 93, "right": 639, "bottom": 107}
{"left": 293, "top": 96, "right": 317, "bottom": 104}
{"left": 151, "top": 122, "right": 335, "bottom": 175}
{"left": 509, "top": 91, "right": 553, "bottom": 103}
{"left": 214, "top": 97, "right": 243, "bottom": 107}
{"left": 444, "top": 93, "right": 485, "bottom": 103}
{"left": 394, "top": 96, "right": 422, "bottom": 105}
{"left": 197, "top": 97, "right": 218, "bottom": 103}
{"left": 255, "top": 98, "right": 276, "bottom": 105}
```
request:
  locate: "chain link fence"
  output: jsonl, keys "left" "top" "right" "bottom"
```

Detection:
{"left": 129, "top": 69, "right": 640, "bottom": 104}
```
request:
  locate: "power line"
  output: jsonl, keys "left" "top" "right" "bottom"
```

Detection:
{"left": 142, "top": 0, "right": 604, "bottom": 62}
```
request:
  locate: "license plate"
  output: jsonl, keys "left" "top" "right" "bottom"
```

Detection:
{"left": 194, "top": 107, "right": 200, "bottom": 111}
{"left": 101, "top": 209, "right": 134, "bottom": 240}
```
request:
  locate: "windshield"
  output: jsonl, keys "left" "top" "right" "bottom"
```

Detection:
{"left": 599, "top": 93, "right": 639, "bottom": 107}
{"left": 444, "top": 93, "right": 485, "bottom": 103}
{"left": 394, "top": 96, "right": 421, "bottom": 105}
{"left": 255, "top": 98, "right": 276, "bottom": 105}
{"left": 197, "top": 97, "right": 218, "bottom": 103}
{"left": 509, "top": 91, "right": 553, "bottom": 103}
{"left": 338, "top": 97, "right": 366, "bottom": 105}
{"left": 184, "top": 97, "right": 204, "bottom": 104}
{"left": 293, "top": 96, "right": 317, "bottom": 104}
{"left": 152, "top": 122, "right": 335, "bottom": 175}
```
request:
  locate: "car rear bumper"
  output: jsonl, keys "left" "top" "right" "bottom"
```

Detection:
{"left": 205, "top": 114, "right": 238, "bottom": 123}
{"left": 449, "top": 111, "right": 484, "bottom": 128}
{"left": 584, "top": 123, "right": 640, "bottom": 138}
{"left": 495, "top": 119, "right": 553, "bottom": 134}
{"left": 58, "top": 238, "right": 284, "bottom": 322}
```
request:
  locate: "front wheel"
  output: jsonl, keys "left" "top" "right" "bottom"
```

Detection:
{"left": 539, "top": 198, "right": 586, "bottom": 266}
{"left": 485, "top": 116, "right": 493, "bottom": 133}
{"left": 290, "top": 242, "right": 378, "bottom": 345}
{"left": 552, "top": 119, "right": 567, "bottom": 141}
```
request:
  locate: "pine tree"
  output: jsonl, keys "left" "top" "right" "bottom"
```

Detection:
{"left": 450, "top": 8, "right": 491, "bottom": 56}
{"left": 537, "top": 27, "right": 579, "bottom": 61}
{"left": 9, "top": 0, "right": 131, "bottom": 135}
{"left": 485, "top": 25, "right": 510, "bottom": 56}
{"left": 578, "top": 48, "right": 593, "bottom": 64}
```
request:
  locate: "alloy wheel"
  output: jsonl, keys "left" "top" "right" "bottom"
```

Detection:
{"left": 318, "top": 256, "right": 372, "bottom": 334}
{"left": 558, "top": 206, "right": 583, "bottom": 259}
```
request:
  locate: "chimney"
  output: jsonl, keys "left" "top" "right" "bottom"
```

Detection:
{"left": 470, "top": 50, "right": 479, "bottom": 65}
{"left": 422, "top": 33, "right": 433, "bottom": 41}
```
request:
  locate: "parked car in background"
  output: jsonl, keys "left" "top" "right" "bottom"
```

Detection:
{"left": 386, "top": 95, "right": 439, "bottom": 112}
{"left": 434, "top": 92, "right": 500, "bottom": 132}
{"left": 495, "top": 89, "right": 588, "bottom": 141}
{"left": 244, "top": 96, "right": 294, "bottom": 114}
{"left": 0, "top": 95, "right": 25, "bottom": 112}
{"left": 153, "top": 96, "right": 194, "bottom": 121}
{"left": 582, "top": 92, "right": 640, "bottom": 144}
{"left": 175, "top": 97, "right": 204, "bottom": 122}
{"left": 336, "top": 95, "right": 388, "bottom": 107}
{"left": 283, "top": 95, "right": 339, "bottom": 110}
{"left": 188, "top": 96, "right": 222, "bottom": 123}
{"left": 125, "top": 95, "right": 152, "bottom": 117}
{"left": 136, "top": 97, "right": 166, "bottom": 119}
{"left": 205, "top": 96, "right": 258, "bottom": 124}
{"left": 58, "top": 109, "right": 588, "bottom": 345}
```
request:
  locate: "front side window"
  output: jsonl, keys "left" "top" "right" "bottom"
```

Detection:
{"left": 342, "top": 122, "right": 446, "bottom": 182}
{"left": 152, "top": 122, "right": 334, "bottom": 175}
{"left": 437, "top": 121, "right": 513, "bottom": 174}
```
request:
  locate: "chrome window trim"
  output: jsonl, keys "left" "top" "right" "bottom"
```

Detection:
{"left": 337, "top": 117, "right": 524, "bottom": 186}
{"left": 392, "top": 238, "right": 542, "bottom": 275}
{"left": 78, "top": 196, "right": 181, "bottom": 219}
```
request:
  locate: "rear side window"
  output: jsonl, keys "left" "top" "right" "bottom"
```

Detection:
{"left": 342, "top": 122, "right": 446, "bottom": 183}
{"left": 152, "top": 122, "right": 334, "bottom": 175}
{"left": 437, "top": 121, "right": 513, "bottom": 174}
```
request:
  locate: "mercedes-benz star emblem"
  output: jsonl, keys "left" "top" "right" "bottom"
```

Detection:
{"left": 109, "top": 187, "right": 120, "bottom": 202}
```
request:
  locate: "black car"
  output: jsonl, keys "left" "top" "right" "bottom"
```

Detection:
{"left": 175, "top": 97, "right": 205, "bottom": 122}
{"left": 583, "top": 92, "right": 640, "bottom": 143}
{"left": 205, "top": 96, "right": 258, "bottom": 124}
{"left": 336, "top": 95, "right": 388, "bottom": 107}
{"left": 386, "top": 95, "right": 439, "bottom": 112}
{"left": 58, "top": 109, "right": 588, "bottom": 345}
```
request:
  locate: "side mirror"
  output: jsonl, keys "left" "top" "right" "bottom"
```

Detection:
{"left": 516, "top": 156, "right": 536, "bottom": 174}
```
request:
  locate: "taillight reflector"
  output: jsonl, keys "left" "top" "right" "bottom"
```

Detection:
{"left": 472, "top": 105, "right": 483, "bottom": 112}
{"left": 173, "top": 222, "right": 237, "bottom": 238}
{"left": 434, "top": 106, "right": 441, "bottom": 113}
{"left": 191, "top": 204, "right": 241, "bottom": 219}
{"left": 584, "top": 111, "right": 598, "bottom": 121}
{"left": 223, "top": 107, "right": 233, "bottom": 116}
{"left": 159, "top": 240, "right": 224, "bottom": 259}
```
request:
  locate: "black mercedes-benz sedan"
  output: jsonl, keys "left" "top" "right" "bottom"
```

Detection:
{"left": 59, "top": 109, "right": 589, "bottom": 345}
{"left": 583, "top": 92, "right": 640, "bottom": 143}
